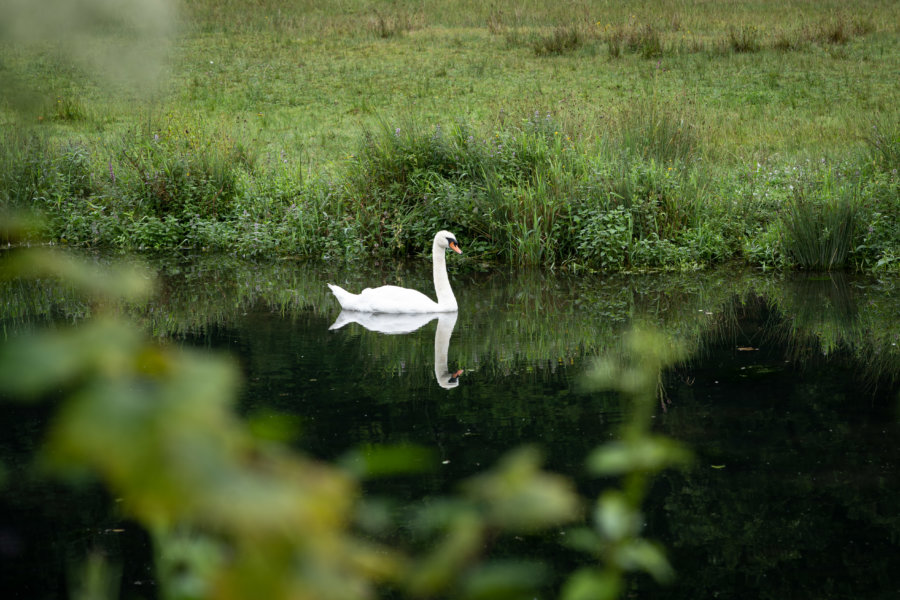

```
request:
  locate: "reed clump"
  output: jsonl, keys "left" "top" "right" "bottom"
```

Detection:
{"left": 727, "top": 25, "right": 761, "bottom": 53}
{"left": 605, "top": 22, "right": 662, "bottom": 59}
{"left": 779, "top": 176, "right": 859, "bottom": 270}
{"left": 532, "top": 23, "right": 588, "bottom": 56}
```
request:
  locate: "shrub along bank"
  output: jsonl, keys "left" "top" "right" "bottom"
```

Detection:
{"left": 3, "top": 113, "right": 897, "bottom": 273}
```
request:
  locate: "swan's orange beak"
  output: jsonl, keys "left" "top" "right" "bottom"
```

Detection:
{"left": 449, "top": 241, "right": 462, "bottom": 254}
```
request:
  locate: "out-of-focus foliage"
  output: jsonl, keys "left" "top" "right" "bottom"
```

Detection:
{"left": 465, "top": 446, "right": 580, "bottom": 533}
{"left": 0, "top": 232, "right": 692, "bottom": 598}
{"left": 0, "top": 241, "right": 402, "bottom": 599}
{"left": 562, "top": 329, "right": 692, "bottom": 600}
{"left": 0, "top": 0, "right": 174, "bottom": 106}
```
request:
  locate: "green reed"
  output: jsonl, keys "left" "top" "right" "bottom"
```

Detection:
{"left": 779, "top": 172, "right": 859, "bottom": 270}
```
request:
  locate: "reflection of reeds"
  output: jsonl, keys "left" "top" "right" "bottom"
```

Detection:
{"left": 695, "top": 274, "right": 900, "bottom": 388}
{"left": 783, "top": 273, "right": 857, "bottom": 331}
{"left": 4, "top": 255, "right": 898, "bottom": 389}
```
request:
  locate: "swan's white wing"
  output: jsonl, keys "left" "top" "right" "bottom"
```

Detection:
{"left": 350, "top": 285, "right": 442, "bottom": 313}
{"left": 328, "top": 283, "right": 440, "bottom": 313}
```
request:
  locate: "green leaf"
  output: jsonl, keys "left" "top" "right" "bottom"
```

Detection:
{"left": 461, "top": 561, "right": 548, "bottom": 600}
{"left": 561, "top": 567, "right": 622, "bottom": 600}
{"left": 6, "top": 248, "right": 154, "bottom": 302}
{"left": 561, "top": 526, "right": 603, "bottom": 554}
{"left": 407, "top": 511, "right": 483, "bottom": 597}
{"left": 587, "top": 436, "right": 691, "bottom": 476}
{"left": 339, "top": 443, "right": 436, "bottom": 479}
{"left": 464, "top": 446, "right": 580, "bottom": 532}
{"left": 614, "top": 539, "right": 675, "bottom": 583}
{"left": 594, "top": 491, "right": 640, "bottom": 541}
{"left": 0, "top": 319, "right": 143, "bottom": 400}
{"left": 245, "top": 409, "right": 303, "bottom": 443}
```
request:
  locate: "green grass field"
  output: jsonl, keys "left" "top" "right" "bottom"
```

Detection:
{"left": 2, "top": 0, "right": 898, "bottom": 271}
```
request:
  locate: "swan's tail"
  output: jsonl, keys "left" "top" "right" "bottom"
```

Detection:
{"left": 328, "top": 310, "right": 355, "bottom": 330}
{"left": 327, "top": 283, "right": 355, "bottom": 309}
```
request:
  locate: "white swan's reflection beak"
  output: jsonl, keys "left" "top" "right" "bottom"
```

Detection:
{"left": 441, "top": 368, "right": 464, "bottom": 389}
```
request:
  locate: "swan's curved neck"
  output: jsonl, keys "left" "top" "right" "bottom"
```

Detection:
{"left": 432, "top": 238, "right": 457, "bottom": 310}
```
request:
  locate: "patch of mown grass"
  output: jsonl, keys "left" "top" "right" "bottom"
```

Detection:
{"left": 6, "top": 1, "right": 894, "bottom": 167}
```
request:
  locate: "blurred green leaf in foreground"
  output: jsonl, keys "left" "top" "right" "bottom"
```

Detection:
{"left": 0, "top": 225, "right": 689, "bottom": 599}
{"left": 563, "top": 328, "right": 693, "bottom": 600}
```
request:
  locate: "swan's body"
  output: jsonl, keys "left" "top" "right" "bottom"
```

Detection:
{"left": 327, "top": 231, "right": 461, "bottom": 314}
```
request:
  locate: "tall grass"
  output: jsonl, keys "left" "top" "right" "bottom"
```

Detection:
{"left": 531, "top": 24, "right": 592, "bottom": 56}
{"left": 367, "top": 7, "right": 425, "bottom": 38}
{"left": 605, "top": 22, "right": 663, "bottom": 59}
{"left": 4, "top": 110, "right": 896, "bottom": 273}
{"left": 865, "top": 113, "right": 900, "bottom": 173}
{"left": 344, "top": 114, "right": 582, "bottom": 265}
{"left": 613, "top": 94, "right": 703, "bottom": 166}
{"left": 727, "top": 25, "right": 761, "bottom": 53}
{"left": 779, "top": 174, "right": 859, "bottom": 270}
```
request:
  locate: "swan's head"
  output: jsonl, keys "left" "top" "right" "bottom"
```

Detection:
{"left": 439, "top": 369, "right": 464, "bottom": 389}
{"left": 435, "top": 230, "right": 462, "bottom": 254}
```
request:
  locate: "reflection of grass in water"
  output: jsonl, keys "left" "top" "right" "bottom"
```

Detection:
{"left": 4, "top": 255, "right": 899, "bottom": 385}
{"left": 780, "top": 275, "right": 900, "bottom": 387}
{"left": 2, "top": 243, "right": 699, "bottom": 600}
{"left": 0, "top": 255, "right": 728, "bottom": 375}
{"left": 699, "top": 273, "right": 900, "bottom": 387}
{"left": 780, "top": 273, "right": 859, "bottom": 349}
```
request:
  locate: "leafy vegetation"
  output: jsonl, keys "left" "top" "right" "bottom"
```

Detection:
{"left": 3, "top": 242, "right": 899, "bottom": 599}
{"left": 1, "top": 229, "right": 698, "bottom": 599}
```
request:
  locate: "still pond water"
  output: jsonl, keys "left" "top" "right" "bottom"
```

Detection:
{"left": 2, "top": 253, "right": 899, "bottom": 599}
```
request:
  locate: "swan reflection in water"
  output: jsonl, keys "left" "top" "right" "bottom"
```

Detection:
{"left": 329, "top": 311, "right": 463, "bottom": 389}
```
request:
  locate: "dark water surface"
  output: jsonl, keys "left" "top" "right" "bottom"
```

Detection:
{"left": 2, "top": 253, "right": 899, "bottom": 599}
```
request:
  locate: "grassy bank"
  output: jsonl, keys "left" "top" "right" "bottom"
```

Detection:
{"left": 1, "top": 0, "right": 898, "bottom": 272}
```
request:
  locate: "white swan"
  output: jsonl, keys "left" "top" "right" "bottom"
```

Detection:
{"left": 327, "top": 231, "right": 462, "bottom": 313}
